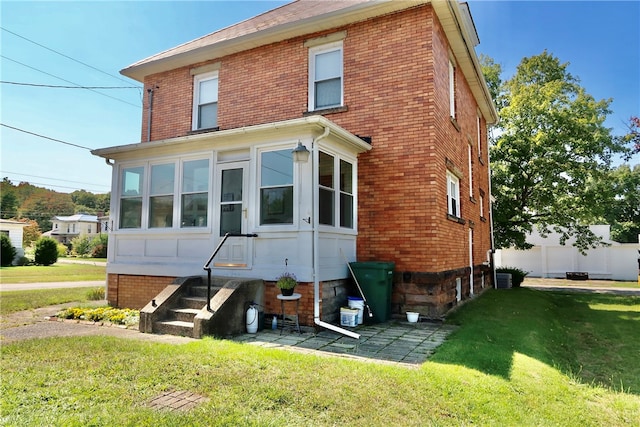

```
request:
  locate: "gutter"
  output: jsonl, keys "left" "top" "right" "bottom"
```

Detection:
{"left": 311, "top": 126, "right": 360, "bottom": 339}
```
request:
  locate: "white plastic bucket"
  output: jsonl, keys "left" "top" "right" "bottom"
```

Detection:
{"left": 347, "top": 296, "right": 365, "bottom": 325}
{"left": 406, "top": 312, "right": 419, "bottom": 323}
{"left": 340, "top": 307, "right": 359, "bottom": 327}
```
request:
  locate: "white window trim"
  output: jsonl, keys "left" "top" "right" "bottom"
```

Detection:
{"left": 448, "top": 59, "right": 456, "bottom": 118}
{"left": 468, "top": 144, "right": 474, "bottom": 199}
{"left": 477, "top": 112, "right": 482, "bottom": 159}
{"left": 192, "top": 71, "right": 219, "bottom": 131}
{"left": 447, "top": 170, "right": 460, "bottom": 218}
{"left": 308, "top": 41, "right": 344, "bottom": 112}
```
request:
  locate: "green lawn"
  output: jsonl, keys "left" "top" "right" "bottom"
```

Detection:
{"left": 1, "top": 288, "right": 639, "bottom": 425}
{"left": 0, "top": 263, "right": 106, "bottom": 283}
{"left": 0, "top": 287, "right": 100, "bottom": 319}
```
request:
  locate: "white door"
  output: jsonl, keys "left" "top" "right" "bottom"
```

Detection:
{"left": 213, "top": 162, "right": 250, "bottom": 268}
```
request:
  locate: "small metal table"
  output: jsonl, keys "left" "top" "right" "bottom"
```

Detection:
{"left": 276, "top": 293, "right": 301, "bottom": 334}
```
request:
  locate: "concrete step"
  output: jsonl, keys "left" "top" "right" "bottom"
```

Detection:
{"left": 171, "top": 307, "right": 200, "bottom": 322}
{"left": 154, "top": 320, "right": 194, "bottom": 337}
{"left": 189, "top": 285, "right": 222, "bottom": 298}
{"left": 180, "top": 296, "right": 207, "bottom": 310}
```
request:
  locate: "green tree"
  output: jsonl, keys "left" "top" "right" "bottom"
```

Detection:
{"left": 34, "top": 237, "right": 59, "bottom": 266}
{"left": 71, "top": 235, "right": 92, "bottom": 257}
{"left": 0, "top": 178, "right": 18, "bottom": 219}
{"left": 1, "top": 233, "right": 17, "bottom": 266}
{"left": 604, "top": 164, "right": 640, "bottom": 243}
{"left": 20, "top": 219, "right": 41, "bottom": 247}
{"left": 488, "top": 51, "right": 628, "bottom": 252}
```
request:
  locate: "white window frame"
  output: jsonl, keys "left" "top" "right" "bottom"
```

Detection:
{"left": 192, "top": 71, "right": 219, "bottom": 131}
{"left": 448, "top": 59, "right": 456, "bottom": 118}
{"left": 477, "top": 112, "right": 483, "bottom": 159}
{"left": 308, "top": 41, "right": 344, "bottom": 111}
{"left": 479, "top": 194, "right": 485, "bottom": 218}
{"left": 468, "top": 144, "right": 474, "bottom": 199}
{"left": 447, "top": 170, "right": 460, "bottom": 217}
{"left": 318, "top": 149, "right": 357, "bottom": 231}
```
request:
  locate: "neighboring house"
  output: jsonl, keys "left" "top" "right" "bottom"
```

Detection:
{"left": 496, "top": 225, "right": 640, "bottom": 281}
{"left": 50, "top": 214, "right": 100, "bottom": 244}
{"left": 92, "top": 0, "right": 498, "bottom": 325}
{"left": 0, "top": 219, "right": 26, "bottom": 264}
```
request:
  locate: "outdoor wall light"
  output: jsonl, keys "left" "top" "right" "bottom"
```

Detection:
{"left": 292, "top": 141, "right": 310, "bottom": 163}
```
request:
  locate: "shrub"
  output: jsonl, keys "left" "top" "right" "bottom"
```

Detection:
{"left": 34, "top": 237, "right": 59, "bottom": 266}
{"left": 0, "top": 234, "right": 17, "bottom": 266}
{"left": 56, "top": 306, "right": 139, "bottom": 326}
{"left": 57, "top": 243, "right": 69, "bottom": 258}
{"left": 71, "top": 235, "right": 92, "bottom": 257}
{"left": 90, "top": 234, "right": 108, "bottom": 258}
{"left": 86, "top": 287, "right": 105, "bottom": 300}
{"left": 496, "top": 266, "right": 529, "bottom": 287}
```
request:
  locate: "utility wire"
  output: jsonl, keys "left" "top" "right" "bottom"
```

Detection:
{"left": 1, "top": 123, "right": 94, "bottom": 150}
{"left": 1, "top": 55, "right": 141, "bottom": 108}
{"left": 0, "top": 26, "right": 140, "bottom": 88}
{"left": 1, "top": 170, "right": 110, "bottom": 189}
{"left": 1, "top": 81, "right": 139, "bottom": 89}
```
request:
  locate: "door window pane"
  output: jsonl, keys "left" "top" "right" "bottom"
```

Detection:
{"left": 220, "top": 169, "right": 243, "bottom": 236}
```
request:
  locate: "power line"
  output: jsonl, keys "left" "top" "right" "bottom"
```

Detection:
{"left": 1, "top": 170, "right": 110, "bottom": 189}
{"left": 0, "top": 26, "right": 139, "bottom": 88}
{"left": 1, "top": 123, "right": 93, "bottom": 150}
{"left": 1, "top": 55, "right": 141, "bottom": 108}
{"left": 1, "top": 81, "right": 139, "bottom": 89}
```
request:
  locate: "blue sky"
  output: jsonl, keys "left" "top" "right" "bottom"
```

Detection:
{"left": 1, "top": 1, "right": 638, "bottom": 195}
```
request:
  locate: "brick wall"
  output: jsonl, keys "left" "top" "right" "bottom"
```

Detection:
{"left": 107, "top": 274, "right": 175, "bottom": 309}
{"left": 137, "top": 4, "right": 493, "bottom": 315}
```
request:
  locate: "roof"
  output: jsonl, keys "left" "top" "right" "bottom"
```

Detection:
{"left": 52, "top": 214, "right": 98, "bottom": 223}
{"left": 0, "top": 219, "right": 27, "bottom": 227}
{"left": 121, "top": 0, "right": 497, "bottom": 124}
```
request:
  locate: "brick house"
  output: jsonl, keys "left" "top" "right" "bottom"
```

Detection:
{"left": 92, "top": 0, "right": 497, "bottom": 331}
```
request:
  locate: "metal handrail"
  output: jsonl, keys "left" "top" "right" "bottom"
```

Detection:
{"left": 203, "top": 232, "right": 258, "bottom": 311}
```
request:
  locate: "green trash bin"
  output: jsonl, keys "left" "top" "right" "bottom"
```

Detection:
{"left": 349, "top": 261, "right": 395, "bottom": 323}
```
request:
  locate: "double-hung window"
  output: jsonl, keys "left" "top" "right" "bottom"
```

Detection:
{"left": 181, "top": 159, "right": 209, "bottom": 227}
{"left": 318, "top": 151, "right": 355, "bottom": 229}
{"left": 260, "top": 149, "right": 294, "bottom": 225}
{"left": 119, "top": 166, "right": 144, "bottom": 229}
{"left": 192, "top": 71, "right": 218, "bottom": 130}
{"left": 447, "top": 171, "right": 460, "bottom": 218}
{"left": 149, "top": 163, "right": 175, "bottom": 228}
{"left": 309, "top": 41, "right": 343, "bottom": 111}
{"left": 448, "top": 59, "right": 456, "bottom": 119}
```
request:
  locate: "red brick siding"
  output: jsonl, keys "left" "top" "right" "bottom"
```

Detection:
{"left": 107, "top": 273, "right": 175, "bottom": 309}
{"left": 136, "top": 5, "right": 493, "bottom": 312}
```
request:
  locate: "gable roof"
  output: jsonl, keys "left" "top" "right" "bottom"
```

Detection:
{"left": 122, "top": 0, "right": 423, "bottom": 82}
{"left": 121, "top": 0, "right": 497, "bottom": 124}
{"left": 52, "top": 214, "right": 98, "bottom": 223}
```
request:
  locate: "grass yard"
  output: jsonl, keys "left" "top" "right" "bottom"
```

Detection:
{"left": 0, "top": 287, "right": 100, "bottom": 319}
{"left": 1, "top": 288, "right": 639, "bottom": 425}
{"left": 0, "top": 263, "right": 106, "bottom": 283}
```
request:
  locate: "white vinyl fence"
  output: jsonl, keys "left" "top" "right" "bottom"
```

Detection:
{"left": 495, "top": 225, "right": 639, "bottom": 281}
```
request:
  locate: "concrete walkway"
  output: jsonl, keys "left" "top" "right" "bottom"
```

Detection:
{"left": 233, "top": 321, "right": 456, "bottom": 366}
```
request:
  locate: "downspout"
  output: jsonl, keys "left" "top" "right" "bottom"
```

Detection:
{"left": 146, "top": 86, "right": 156, "bottom": 142}
{"left": 311, "top": 126, "right": 360, "bottom": 339}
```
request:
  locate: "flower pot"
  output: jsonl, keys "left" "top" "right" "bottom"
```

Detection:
{"left": 406, "top": 312, "right": 419, "bottom": 323}
{"left": 280, "top": 287, "right": 295, "bottom": 296}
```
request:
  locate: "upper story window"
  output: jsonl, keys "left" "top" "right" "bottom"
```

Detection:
{"left": 192, "top": 71, "right": 218, "bottom": 130}
{"left": 477, "top": 113, "right": 483, "bottom": 160}
{"left": 309, "top": 41, "right": 343, "bottom": 111}
{"left": 259, "top": 149, "right": 293, "bottom": 225}
{"left": 468, "top": 144, "right": 474, "bottom": 199}
{"left": 449, "top": 59, "right": 456, "bottom": 119}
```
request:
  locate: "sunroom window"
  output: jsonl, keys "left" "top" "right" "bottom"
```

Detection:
{"left": 181, "top": 159, "right": 209, "bottom": 227}
{"left": 149, "top": 163, "right": 175, "bottom": 228}
{"left": 119, "top": 166, "right": 143, "bottom": 229}
{"left": 318, "top": 151, "right": 354, "bottom": 229}
{"left": 260, "top": 149, "right": 293, "bottom": 225}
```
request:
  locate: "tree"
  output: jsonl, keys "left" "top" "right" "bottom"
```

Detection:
{"left": 488, "top": 51, "right": 628, "bottom": 252}
{"left": 1, "top": 233, "right": 17, "bottom": 266}
{"left": 20, "top": 219, "right": 41, "bottom": 247}
{"left": 34, "top": 237, "right": 59, "bottom": 266}
{"left": 604, "top": 164, "right": 640, "bottom": 243}
{"left": 0, "top": 178, "right": 18, "bottom": 219}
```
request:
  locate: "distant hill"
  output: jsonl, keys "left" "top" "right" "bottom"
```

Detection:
{"left": 0, "top": 178, "right": 110, "bottom": 232}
